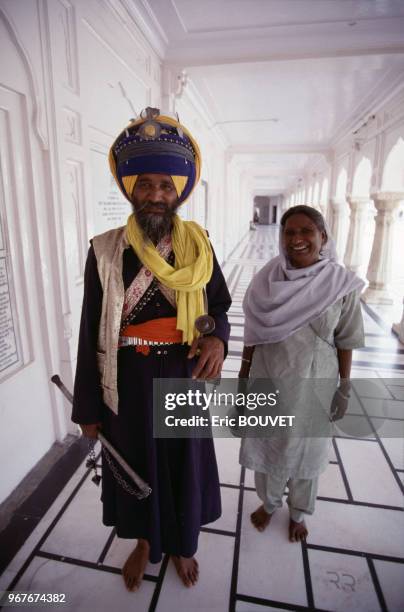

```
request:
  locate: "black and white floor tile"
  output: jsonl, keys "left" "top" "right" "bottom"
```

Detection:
{"left": 1, "top": 226, "right": 403, "bottom": 611}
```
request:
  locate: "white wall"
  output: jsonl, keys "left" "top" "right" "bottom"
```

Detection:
{"left": 0, "top": 0, "right": 161, "bottom": 503}
{"left": 225, "top": 158, "right": 252, "bottom": 257}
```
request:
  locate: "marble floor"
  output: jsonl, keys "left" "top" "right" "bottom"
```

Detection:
{"left": 1, "top": 226, "right": 403, "bottom": 611}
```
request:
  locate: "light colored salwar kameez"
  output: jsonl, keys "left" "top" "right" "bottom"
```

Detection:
{"left": 240, "top": 289, "right": 364, "bottom": 521}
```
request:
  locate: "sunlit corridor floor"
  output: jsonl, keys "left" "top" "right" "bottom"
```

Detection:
{"left": 1, "top": 225, "right": 403, "bottom": 611}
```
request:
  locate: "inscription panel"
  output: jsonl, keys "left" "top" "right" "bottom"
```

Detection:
{"left": 0, "top": 256, "right": 18, "bottom": 373}
{"left": 0, "top": 180, "right": 21, "bottom": 378}
{"left": 91, "top": 148, "right": 129, "bottom": 234}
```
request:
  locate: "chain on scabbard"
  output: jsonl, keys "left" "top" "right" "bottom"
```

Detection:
{"left": 86, "top": 440, "right": 148, "bottom": 499}
{"left": 102, "top": 445, "right": 148, "bottom": 498}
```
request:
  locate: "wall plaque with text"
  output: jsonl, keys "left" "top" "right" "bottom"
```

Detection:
{"left": 0, "top": 256, "right": 19, "bottom": 373}
{"left": 92, "top": 150, "right": 129, "bottom": 234}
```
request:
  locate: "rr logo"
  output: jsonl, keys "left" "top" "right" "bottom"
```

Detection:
{"left": 326, "top": 571, "right": 356, "bottom": 592}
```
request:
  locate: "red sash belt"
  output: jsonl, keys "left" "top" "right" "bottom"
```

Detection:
{"left": 121, "top": 317, "right": 183, "bottom": 344}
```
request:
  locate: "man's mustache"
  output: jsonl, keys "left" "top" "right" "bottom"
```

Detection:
{"left": 137, "top": 201, "right": 169, "bottom": 213}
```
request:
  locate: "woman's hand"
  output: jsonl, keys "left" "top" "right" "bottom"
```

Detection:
{"left": 330, "top": 389, "right": 349, "bottom": 421}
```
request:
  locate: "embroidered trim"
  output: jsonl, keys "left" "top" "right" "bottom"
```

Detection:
{"left": 121, "top": 236, "right": 172, "bottom": 323}
{"left": 121, "top": 282, "right": 159, "bottom": 329}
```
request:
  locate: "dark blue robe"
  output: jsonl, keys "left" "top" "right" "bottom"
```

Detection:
{"left": 72, "top": 243, "right": 231, "bottom": 562}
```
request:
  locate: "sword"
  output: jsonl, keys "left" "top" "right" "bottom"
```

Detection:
{"left": 51, "top": 374, "right": 152, "bottom": 499}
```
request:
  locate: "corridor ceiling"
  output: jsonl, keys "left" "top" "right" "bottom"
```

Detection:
{"left": 128, "top": 0, "right": 404, "bottom": 195}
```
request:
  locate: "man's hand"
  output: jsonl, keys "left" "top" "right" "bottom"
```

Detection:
{"left": 188, "top": 336, "right": 225, "bottom": 380}
{"left": 80, "top": 423, "right": 101, "bottom": 438}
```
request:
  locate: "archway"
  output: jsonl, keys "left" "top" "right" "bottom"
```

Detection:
{"left": 336, "top": 167, "right": 347, "bottom": 199}
{"left": 350, "top": 157, "right": 374, "bottom": 277}
{"left": 307, "top": 184, "right": 313, "bottom": 204}
{"left": 382, "top": 137, "right": 404, "bottom": 191}
{"left": 313, "top": 181, "right": 320, "bottom": 208}
{"left": 320, "top": 177, "right": 329, "bottom": 217}
{"left": 332, "top": 167, "right": 349, "bottom": 260}
{"left": 381, "top": 137, "right": 404, "bottom": 302}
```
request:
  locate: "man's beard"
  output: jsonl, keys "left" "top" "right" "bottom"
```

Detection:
{"left": 132, "top": 199, "right": 180, "bottom": 244}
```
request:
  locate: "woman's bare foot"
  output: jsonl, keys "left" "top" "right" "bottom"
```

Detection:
{"left": 289, "top": 519, "right": 308, "bottom": 542}
{"left": 251, "top": 505, "right": 272, "bottom": 532}
{"left": 122, "top": 539, "right": 150, "bottom": 591}
{"left": 172, "top": 556, "right": 199, "bottom": 587}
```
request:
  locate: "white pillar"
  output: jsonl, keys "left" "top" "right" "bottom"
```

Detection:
{"left": 344, "top": 196, "right": 369, "bottom": 274}
{"left": 363, "top": 192, "right": 404, "bottom": 304}
{"left": 161, "top": 66, "right": 176, "bottom": 113}
{"left": 318, "top": 201, "right": 327, "bottom": 219}
{"left": 330, "top": 197, "right": 349, "bottom": 261}
{"left": 392, "top": 298, "right": 404, "bottom": 344}
{"left": 326, "top": 198, "right": 333, "bottom": 228}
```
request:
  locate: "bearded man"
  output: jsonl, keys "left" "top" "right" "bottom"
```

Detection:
{"left": 72, "top": 108, "right": 231, "bottom": 591}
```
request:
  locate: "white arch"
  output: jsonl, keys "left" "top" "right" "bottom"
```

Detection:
{"left": 382, "top": 137, "right": 404, "bottom": 191}
{"left": 313, "top": 181, "right": 320, "bottom": 205}
{"left": 352, "top": 156, "right": 372, "bottom": 197}
{"left": 336, "top": 167, "right": 348, "bottom": 199}
{"left": 320, "top": 177, "right": 329, "bottom": 203}
{"left": 0, "top": 8, "right": 47, "bottom": 149}
{"left": 307, "top": 184, "right": 313, "bottom": 204}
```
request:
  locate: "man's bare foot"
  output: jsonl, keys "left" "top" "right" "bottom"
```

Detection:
{"left": 251, "top": 505, "right": 272, "bottom": 532}
{"left": 122, "top": 539, "right": 150, "bottom": 591}
{"left": 172, "top": 556, "right": 199, "bottom": 587}
{"left": 289, "top": 519, "right": 308, "bottom": 542}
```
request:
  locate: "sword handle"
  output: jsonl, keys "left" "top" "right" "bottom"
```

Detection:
{"left": 51, "top": 374, "right": 73, "bottom": 404}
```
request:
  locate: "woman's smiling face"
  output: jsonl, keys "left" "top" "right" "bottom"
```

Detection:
{"left": 282, "top": 213, "right": 326, "bottom": 268}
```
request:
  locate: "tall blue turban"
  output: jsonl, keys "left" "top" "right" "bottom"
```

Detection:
{"left": 109, "top": 107, "right": 201, "bottom": 204}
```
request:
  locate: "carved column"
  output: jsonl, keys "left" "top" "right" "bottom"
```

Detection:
{"left": 318, "top": 202, "right": 327, "bottom": 217}
{"left": 392, "top": 298, "right": 404, "bottom": 344}
{"left": 363, "top": 192, "right": 404, "bottom": 304}
{"left": 343, "top": 196, "right": 369, "bottom": 274}
{"left": 326, "top": 198, "right": 333, "bottom": 228}
{"left": 330, "top": 197, "right": 349, "bottom": 261}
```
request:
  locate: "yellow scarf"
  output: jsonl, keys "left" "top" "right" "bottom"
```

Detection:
{"left": 126, "top": 214, "right": 213, "bottom": 344}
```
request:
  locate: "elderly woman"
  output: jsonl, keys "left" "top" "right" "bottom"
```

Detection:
{"left": 239, "top": 205, "right": 364, "bottom": 542}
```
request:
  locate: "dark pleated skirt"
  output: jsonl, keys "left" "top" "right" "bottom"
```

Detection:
{"left": 100, "top": 344, "right": 221, "bottom": 563}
